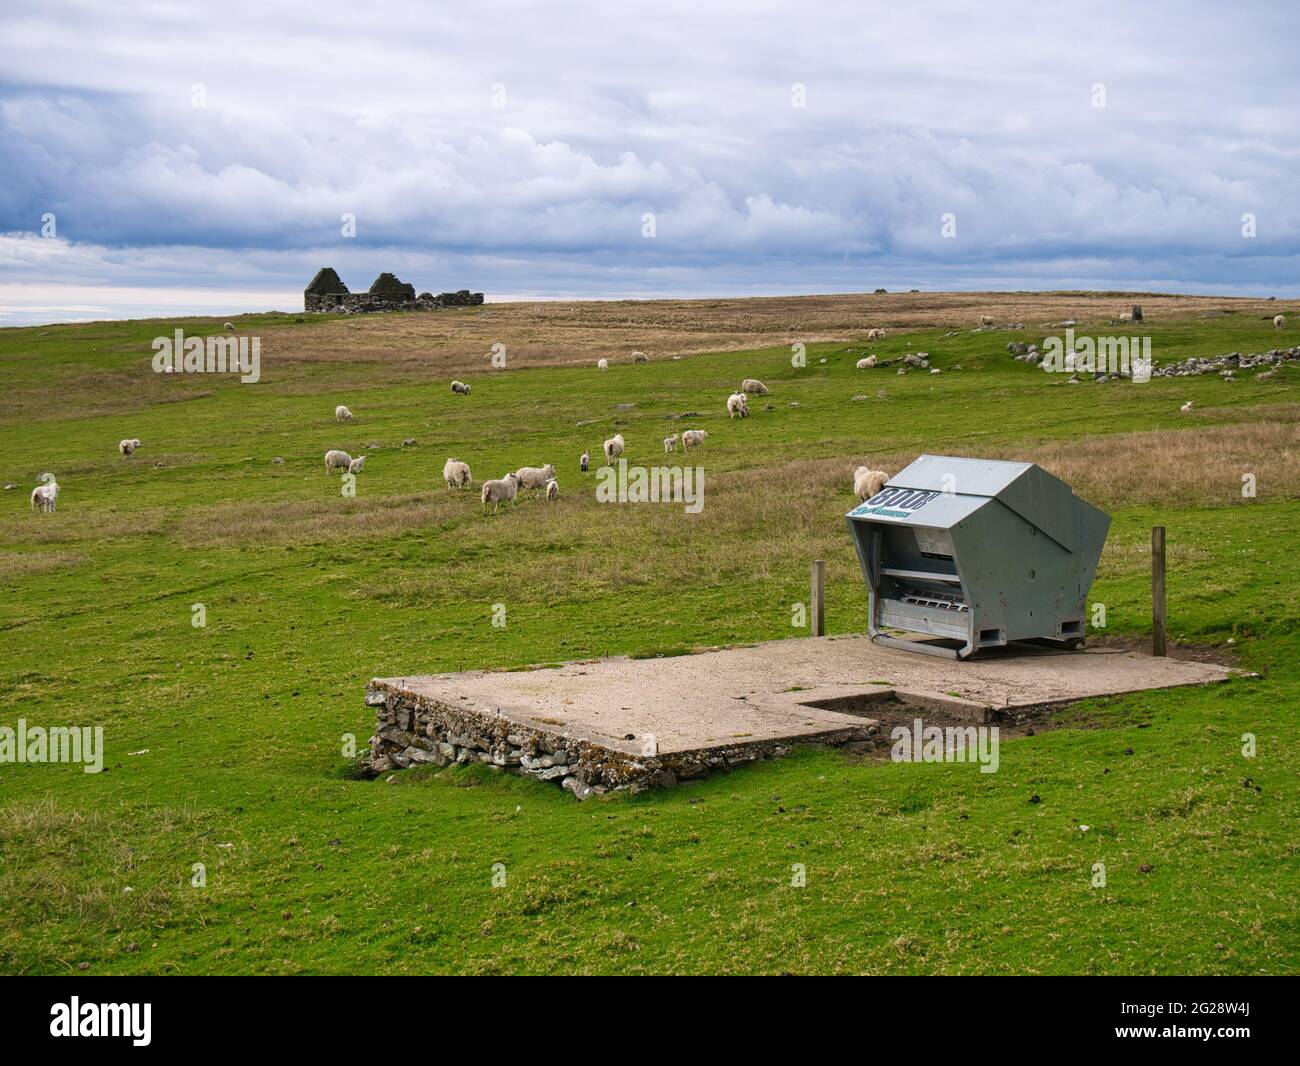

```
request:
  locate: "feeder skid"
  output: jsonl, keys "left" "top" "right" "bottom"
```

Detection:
{"left": 845, "top": 455, "right": 1111, "bottom": 659}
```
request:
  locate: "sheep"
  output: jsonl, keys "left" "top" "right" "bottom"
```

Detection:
{"left": 1180, "top": 401, "right": 1193, "bottom": 414}
{"left": 30, "top": 473, "right": 58, "bottom": 513}
{"left": 853, "top": 466, "right": 890, "bottom": 502}
{"left": 741, "top": 379, "right": 769, "bottom": 395}
{"left": 664, "top": 434, "right": 679, "bottom": 453}
{"left": 727, "top": 392, "right": 749, "bottom": 418}
{"left": 603, "top": 433, "right": 625, "bottom": 463}
{"left": 681, "top": 429, "right": 708, "bottom": 450}
{"left": 1275, "top": 314, "right": 1286, "bottom": 330}
{"left": 515, "top": 462, "right": 557, "bottom": 494}
{"left": 324, "top": 449, "right": 352, "bottom": 474}
{"left": 119, "top": 438, "right": 141, "bottom": 458}
{"left": 856, "top": 356, "right": 877, "bottom": 370}
{"left": 545, "top": 478, "right": 558, "bottom": 502}
{"left": 335, "top": 404, "right": 353, "bottom": 422}
{"left": 979, "top": 315, "right": 994, "bottom": 327}
{"left": 443, "top": 458, "right": 471, "bottom": 488}
{"left": 597, "top": 358, "right": 609, "bottom": 372}
{"left": 223, "top": 322, "right": 235, "bottom": 332}
{"left": 348, "top": 455, "right": 366, "bottom": 475}
{"left": 480, "top": 472, "right": 520, "bottom": 514}
{"left": 580, "top": 451, "right": 590, "bottom": 472}
{"left": 451, "top": 380, "right": 471, "bottom": 395}
{"left": 866, "top": 328, "right": 887, "bottom": 340}
{"left": 631, "top": 351, "right": 649, "bottom": 364}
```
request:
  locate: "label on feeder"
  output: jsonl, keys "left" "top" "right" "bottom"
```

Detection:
{"left": 914, "top": 526, "right": 954, "bottom": 557}
{"left": 850, "top": 487, "right": 942, "bottom": 520}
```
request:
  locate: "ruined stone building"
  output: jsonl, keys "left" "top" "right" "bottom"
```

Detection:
{"left": 304, "top": 268, "right": 484, "bottom": 312}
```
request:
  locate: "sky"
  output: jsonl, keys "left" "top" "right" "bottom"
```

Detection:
{"left": 1, "top": 0, "right": 1298, "bottom": 325}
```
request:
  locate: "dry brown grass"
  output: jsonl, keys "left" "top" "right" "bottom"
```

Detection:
{"left": 0, "top": 549, "right": 88, "bottom": 578}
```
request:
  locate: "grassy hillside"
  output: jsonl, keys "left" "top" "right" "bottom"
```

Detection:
{"left": 1, "top": 298, "right": 1297, "bottom": 974}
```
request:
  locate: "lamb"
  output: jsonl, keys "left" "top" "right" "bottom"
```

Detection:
{"left": 324, "top": 449, "right": 352, "bottom": 474}
{"left": 631, "top": 351, "right": 649, "bottom": 364}
{"left": 681, "top": 429, "right": 708, "bottom": 450}
{"left": 1275, "top": 314, "right": 1286, "bottom": 330}
{"left": 664, "top": 434, "right": 679, "bottom": 453}
{"left": 30, "top": 473, "right": 58, "bottom": 513}
{"left": 580, "top": 451, "right": 590, "bottom": 472}
{"left": 335, "top": 404, "right": 353, "bottom": 422}
{"left": 979, "top": 315, "right": 994, "bottom": 327}
{"left": 1180, "top": 401, "right": 1193, "bottom": 413}
{"left": 856, "top": 356, "right": 877, "bottom": 370}
{"left": 597, "top": 358, "right": 609, "bottom": 371}
{"left": 515, "top": 462, "right": 557, "bottom": 494}
{"left": 545, "top": 478, "right": 558, "bottom": 502}
{"left": 741, "top": 379, "right": 769, "bottom": 395}
{"left": 727, "top": 392, "right": 749, "bottom": 418}
{"left": 603, "top": 433, "right": 625, "bottom": 463}
{"left": 853, "top": 466, "right": 890, "bottom": 502}
{"left": 348, "top": 455, "right": 366, "bottom": 475}
{"left": 119, "top": 438, "right": 141, "bottom": 458}
{"left": 480, "top": 472, "right": 520, "bottom": 514}
{"left": 451, "top": 380, "right": 471, "bottom": 395}
{"left": 443, "top": 458, "right": 471, "bottom": 488}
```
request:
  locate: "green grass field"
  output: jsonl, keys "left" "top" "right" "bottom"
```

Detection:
{"left": 1, "top": 303, "right": 1297, "bottom": 974}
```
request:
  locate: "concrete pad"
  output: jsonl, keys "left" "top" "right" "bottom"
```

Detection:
{"left": 373, "top": 634, "right": 1235, "bottom": 759}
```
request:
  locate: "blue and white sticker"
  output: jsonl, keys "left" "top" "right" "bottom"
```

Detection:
{"left": 849, "top": 487, "right": 941, "bottom": 520}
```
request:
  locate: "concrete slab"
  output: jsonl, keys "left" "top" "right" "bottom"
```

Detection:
{"left": 367, "top": 634, "right": 1235, "bottom": 793}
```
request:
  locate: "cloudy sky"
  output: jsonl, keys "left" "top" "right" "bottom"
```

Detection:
{"left": 2, "top": 0, "right": 1298, "bottom": 324}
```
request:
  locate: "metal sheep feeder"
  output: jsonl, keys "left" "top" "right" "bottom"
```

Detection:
{"left": 845, "top": 455, "right": 1110, "bottom": 659}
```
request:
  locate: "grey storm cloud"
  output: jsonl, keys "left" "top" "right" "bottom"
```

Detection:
{"left": 1, "top": 0, "right": 1298, "bottom": 321}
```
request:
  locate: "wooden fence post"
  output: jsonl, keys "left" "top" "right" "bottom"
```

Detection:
{"left": 811, "top": 560, "right": 826, "bottom": 638}
{"left": 1152, "top": 526, "right": 1166, "bottom": 657}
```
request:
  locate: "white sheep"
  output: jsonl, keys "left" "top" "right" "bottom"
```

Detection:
{"left": 866, "top": 328, "right": 887, "bottom": 340}
{"left": 979, "top": 315, "right": 994, "bottom": 327}
{"left": 451, "top": 380, "right": 471, "bottom": 395}
{"left": 741, "top": 379, "right": 769, "bottom": 395}
{"left": 681, "top": 429, "right": 708, "bottom": 450}
{"left": 631, "top": 351, "right": 649, "bottom": 364}
{"left": 545, "top": 478, "right": 558, "bottom": 502}
{"left": 856, "top": 356, "right": 877, "bottom": 370}
{"left": 480, "top": 472, "right": 520, "bottom": 514}
{"left": 664, "top": 434, "right": 679, "bottom": 453}
{"left": 335, "top": 404, "right": 353, "bottom": 422}
{"left": 443, "top": 458, "right": 471, "bottom": 488}
{"left": 348, "top": 455, "right": 366, "bottom": 475}
{"left": 603, "top": 433, "right": 625, "bottom": 463}
{"left": 223, "top": 322, "right": 235, "bottom": 332}
{"left": 580, "top": 451, "right": 590, "bottom": 472}
{"left": 30, "top": 473, "right": 58, "bottom": 513}
{"left": 119, "top": 438, "right": 141, "bottom": 458}
{"left": 324, "top": 449, "right": 352, "bottom": 474}
{"left": 727, "top": 392, "right": 749, "bottom": 418}
{"left": 515, "top": 463, "right": 556, "bottom": 494}
{"left": 1180, "top": 401, "right": 1193, "bottom": 414}
{"left": 853, "top": 466, "right": 890, "bottom": 502}
{"left": 1275, "top": 314, "right": 1286, "bottom": 330}
{"left": 597, "top": 358, "right": 609, "bottom": 372}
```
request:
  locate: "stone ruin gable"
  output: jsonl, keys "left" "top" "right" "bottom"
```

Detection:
{"left": 363, "top": 678, "right": 875, "bottom": 800}
{"left": 304, "top": 268, "right": 485, "bottom": 313}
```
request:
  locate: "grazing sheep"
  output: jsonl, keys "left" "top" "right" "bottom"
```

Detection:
{"left": 681, "top": 429, "right": 708, "bottom": 450}
{"left": 451, "top": 380, "right": 471, "bottom": 395}
{"left": 1118, "top": 311, "right": 1134, "bottom": 323}
{"left": 597, "top": 358, "right": 609, "bottom": 372}
{"left": 223, "top": 322, "right": 235, "bottom": 332}
{"left": 603, "top": 433, "right": 625, "bottom": 463}
{"left": 30, "top": 473, "right": 58, "bottom": 513}
{"left": 1180, "top": 401, "right": 1193, "bottom": 414}
{"left": 664, "top": 434, "right": 679, "bottom": 453}
{"left": 545, "top": 478, "right": 558, "bottom": 502}
{"left": 348, "top": 455, "right": 366, "bottom": 475}
{"left": 727, "top": 393, "right": 749, "bottom": 418}
{"left": 631, "top": 351, "right": 649, "bottom": 364}
{"left": 515, "top": 463, "right": 557, "bottom": 494}
{"left": 443, "top": 458, "right": 471, "bottom": 488}
{"left": 979, "top": 315, "right": 994, "bottom": 327}
{"left": 853, "top": 466, "right": 890, "bottom": 502}
{"left": 1275, "top": 314, "right": 1286, "bottom": 330}
{"left": 118, "top": 438, "right": 141, "bottom": 458}
{"left": 866, "top": 328, "right": 887, "bottom": 340}
{"left": 324, "top": 449, "right": 352, "bottom": 474}
{"left": 856, "top": 356, "right": 877, "bottom": 370}
{"left": 741, "top": 378, "right": 769, "bottom": 395}
{"left": 480, "top": 472, "right": 520, "bottom": 514}
{"left": 580, "top": 451, "right": 590, "bottom": 472}
{"left": 335, "top": 404, "right": 353, "bottom": 422}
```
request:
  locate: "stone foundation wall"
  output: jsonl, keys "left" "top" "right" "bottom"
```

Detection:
{"left": 365, "top": 679, "right": 873, "bottom": 799}
{"left": 306, "top": 289, "right": 485, "bottom": 314}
